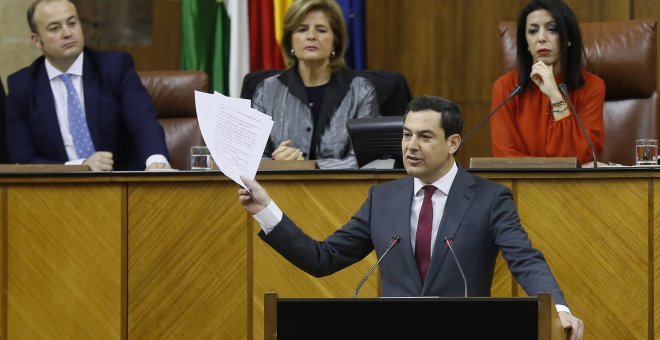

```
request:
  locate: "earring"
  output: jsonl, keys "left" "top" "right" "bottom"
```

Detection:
{"left": 331, "top": 51, "right": 336, "bottom": 58}
{"left": 290, "top": 49, "right": 295, "bottom": 56}
{"left": 568, "top": 41, "right": 572, "bottom": 47}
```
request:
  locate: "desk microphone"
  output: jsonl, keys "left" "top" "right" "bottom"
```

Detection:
{"left": 353, "top": 234, "right": 401, "bottom": 299}
{"left": 444, "top": 237, "right": 468, "bottom": 298}
{"left": 462, "top": 84, "right": 523, "bottom": 144}
{"left": 558, "top": 83, "right": 598, "bottom": 168}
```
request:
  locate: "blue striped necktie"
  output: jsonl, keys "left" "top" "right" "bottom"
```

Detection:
{"left": 59, "top": 73, "right": 95, "bottom": 159}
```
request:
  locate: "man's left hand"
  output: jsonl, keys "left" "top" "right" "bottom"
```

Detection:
{"left": 558, "top": 311, "right": 584, "bottom": 340}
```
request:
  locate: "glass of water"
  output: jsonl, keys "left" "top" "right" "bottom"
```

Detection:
{"left": 191, "top": 146, "right": 213, "bottom": 170}
{"left": 635, "top": 139, "right": 658, "bottom": 166}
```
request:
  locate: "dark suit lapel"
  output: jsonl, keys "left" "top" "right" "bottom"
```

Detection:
{"left": 423, "top": 167, "right": 476, "bottom": 292}
{"left": 33, "top": 62, "right": 67, "bottom": 157}
{"left": 315, "top": 70, "right": 353, "bottom": 141}
{"left": 277, "top": 67, "right": 308, "bottom": 104}
{"left": 391, "top": 177, "right": 424, "bottom": 289}
{"left": 278, "top": 68, "right": 355, "bottom": 150}
{"left": 82, "top": 52, "right": 102, "bottom": 149}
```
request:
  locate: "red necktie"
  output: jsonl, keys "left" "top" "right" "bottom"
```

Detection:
{"left": 415, "top": 185, "right": 436, "bottom": 282}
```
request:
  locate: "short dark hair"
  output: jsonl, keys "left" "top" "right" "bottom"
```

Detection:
{"left": 404, "top": 96, "right": 463, "bottom": 139}
{"left": 281, "top": 0, "right": 348, "bottom": 72}
{"left": 27, "top": 0, "right": 42, "bottom": 34}
{"left": 516, "top": 0, "right": 584, "bottom": 90}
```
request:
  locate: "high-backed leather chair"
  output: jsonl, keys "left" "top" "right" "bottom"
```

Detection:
{"left": 139, "top": 71, "right": 208, "bottom": 170}
{"left": 240, "top": 69, "right": 413, "bottom": 116}
{"left": 499, "top": 19, "right": 658, "bottom": 165}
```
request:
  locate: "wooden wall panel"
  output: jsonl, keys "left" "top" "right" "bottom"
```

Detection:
{"left": 457, "top": 103, "right": 495, "bottom": 165}
{"left": 251, "top": 179, "right": 377, "bottom": 340}
{"left": 96, "top": 0, "right": 181, "bottom": 71}
{"left": 127, "top": 182, "right": 247, "bottom": 339}
{"left": 366, "top": 0, "right": 526, "bottom": 102}
{"left": 517, "top": 179, "right": 649, "bottom": 340}
{"left": 6, "top": 184, "right": 122, "bottom": 339}
{"left": 563, "top": 0, "right": 631, "bottom": 21}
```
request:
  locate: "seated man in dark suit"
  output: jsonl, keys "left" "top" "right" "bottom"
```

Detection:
{"left": 238, "top": 96, "right": 584, "bottom": 340}
{"left": 6, "top": 0, "right": 170, "bottom": 171}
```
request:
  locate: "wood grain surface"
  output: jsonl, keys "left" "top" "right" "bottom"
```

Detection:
{"left": 128, "top": 181, "right": 247, "bottom": 339}
{"left": 0, "top": 170, "right": 656, "bottom": 339}
{"left": 7, "top": 184, "right": 122, "bottom": 339}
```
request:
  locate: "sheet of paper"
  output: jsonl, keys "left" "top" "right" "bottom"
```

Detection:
{"left": 214, "top": 91, "right": 252, "bottom": 109}
{"left": 195, "top": 91, "right": 273, "bottom": 188}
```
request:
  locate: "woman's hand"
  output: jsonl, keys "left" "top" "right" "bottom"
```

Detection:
{"left": 272, "top": 140, "right": 304, "bottom": 160}
{"left": 530, "top": 61, "right": 562, "bottom": 101}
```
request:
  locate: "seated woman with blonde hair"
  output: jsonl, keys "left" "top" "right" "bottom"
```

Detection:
{"left": 251, "top": 0, "right": 378, "bottom": 169}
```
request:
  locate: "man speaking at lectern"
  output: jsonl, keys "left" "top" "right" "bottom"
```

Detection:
{"left": 238, "top": 96, "right": 584, "bottom": 339}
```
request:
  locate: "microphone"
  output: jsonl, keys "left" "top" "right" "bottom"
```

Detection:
{"left": 353, "top": 234, "right": 401, "bottom": 299}
{"left": 462, "top": 84, "right": 523, "bottom": 144}
{"left": 558, "top": 83, "right": 598, "bottom": 168}
{"left": 444, "top": 236, "right": 468, "bottom": 298}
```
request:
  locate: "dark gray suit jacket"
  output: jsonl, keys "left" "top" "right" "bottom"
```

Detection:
{"left": 260, "top": 166, "right": 567, "bottom": 306}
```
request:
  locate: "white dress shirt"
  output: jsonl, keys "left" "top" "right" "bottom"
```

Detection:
{"left": 409, "top": 162, "right": 457, "bottom": 255}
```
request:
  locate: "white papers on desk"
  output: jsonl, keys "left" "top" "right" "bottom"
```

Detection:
{"left": 194, "top": 91, "right": 273, "bottom": 188}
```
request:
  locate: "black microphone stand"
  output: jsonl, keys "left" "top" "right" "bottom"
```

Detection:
{"left": 462, "top": 85, "right": 522, "bottom": 144}
{"left": 353, "top": 235, "right": 401, "bottom": 299}
{"left": 559, "top": 83, "right": 598, "bottom": 168}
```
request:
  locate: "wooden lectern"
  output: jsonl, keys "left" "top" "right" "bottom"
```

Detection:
{"left": 469, "top": 157, "right": 578, "bottom": 169}
{"left": 264, "top": 292, "right": 565, "bottom": 339}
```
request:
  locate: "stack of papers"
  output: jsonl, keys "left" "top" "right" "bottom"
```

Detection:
{"left": 194, "top": 91, "right": 273, "bottom": 188}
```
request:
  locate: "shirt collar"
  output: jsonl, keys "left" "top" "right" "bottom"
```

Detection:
{"left": 413, "top": 161, "right": 458, "bottom": 196}
{"left": 45, "top": 52, "right": 84, "bottom": 80}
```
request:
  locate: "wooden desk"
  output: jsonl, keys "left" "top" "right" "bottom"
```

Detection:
{"left": 0, "top": 168, "right": 655, "bottom": 339}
